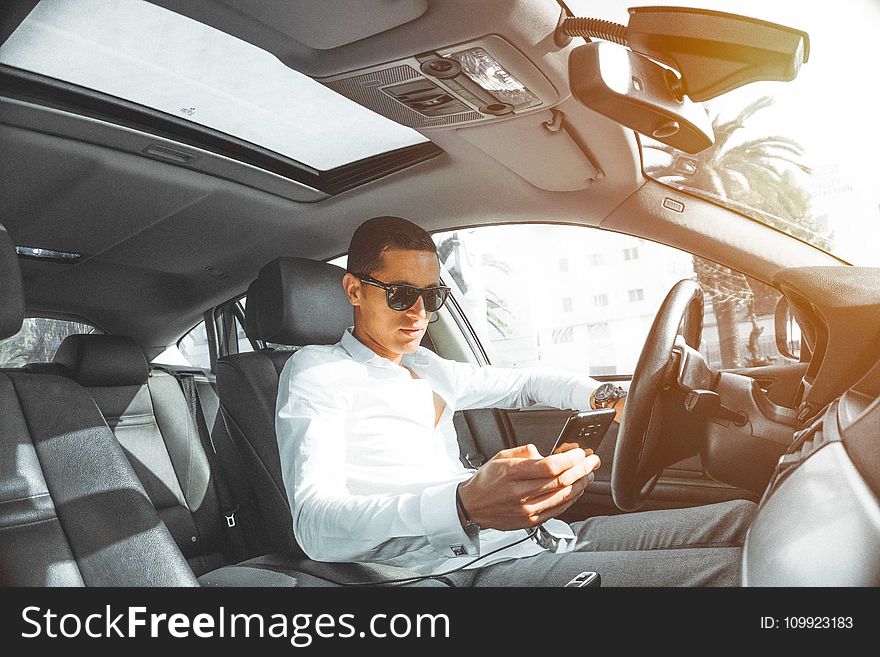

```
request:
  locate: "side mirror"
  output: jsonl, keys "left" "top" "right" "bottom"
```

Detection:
{"left": 569, "top": 42, "right": 714, "bottom": 154}
{"left": 774, "top": 297, "right": 801, "bottom": 360}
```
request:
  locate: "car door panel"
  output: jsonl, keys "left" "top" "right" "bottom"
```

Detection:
{"left": 458, "top": 402, "right": 759, "bottom": 516}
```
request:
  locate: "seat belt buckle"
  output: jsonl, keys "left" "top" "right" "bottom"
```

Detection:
{"left": 225, "top": 505, "right": 239, "bottom": 528}
{"left": 564, "top": 571, "right": 600, "bottom": 587}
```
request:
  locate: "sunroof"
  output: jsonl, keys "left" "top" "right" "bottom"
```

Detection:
{"left": 0, "top": 0, "right": 429, "bottom": 172}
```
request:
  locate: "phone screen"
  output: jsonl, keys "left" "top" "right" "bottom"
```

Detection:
{"left": 544, "top": 409, "right": 616, "bottom": 456}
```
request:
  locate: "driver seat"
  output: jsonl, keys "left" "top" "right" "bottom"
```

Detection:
{"left": 215, "top": 257, "right": 446, "bottom": 585}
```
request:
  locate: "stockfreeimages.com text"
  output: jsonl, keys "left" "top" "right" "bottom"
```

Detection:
{"left": 21, "top": 606, "right": 450, "bottom": 646}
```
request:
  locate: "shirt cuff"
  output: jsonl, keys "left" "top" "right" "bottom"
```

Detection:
{"left": 420, "top": 480, "right": 480, "bottom": 558}
{"left": 570, "top": 378, "right": 600, "bottom": 411}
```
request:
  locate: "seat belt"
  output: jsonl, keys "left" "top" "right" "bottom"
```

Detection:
{"left": 211, "top": 399, "right": 273, "bottom": 551}
{"left": 176, "top": 373, "right": 249, "bottom": 562}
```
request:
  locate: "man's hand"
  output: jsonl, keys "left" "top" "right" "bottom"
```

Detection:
{"left": 457, "top": 444, "right": 601, "bottom": 531}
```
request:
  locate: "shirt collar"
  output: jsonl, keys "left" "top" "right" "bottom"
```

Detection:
{"left": 340, "top": 326, "right": 430, "bottom": 369}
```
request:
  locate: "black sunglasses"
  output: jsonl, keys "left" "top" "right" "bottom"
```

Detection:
{"left": 356, "top": 275, "right": 451, "bottom": 312}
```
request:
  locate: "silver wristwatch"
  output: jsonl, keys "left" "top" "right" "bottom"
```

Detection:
{"left": 592, "top": 382, "right": 627, "bottom": 409}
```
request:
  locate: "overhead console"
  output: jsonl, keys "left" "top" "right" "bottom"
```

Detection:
{"left": 321, "top": 35, "right": 603, "bottom": 191}
{"left": 321, "top": 35, "right": 559, "bottom": 129}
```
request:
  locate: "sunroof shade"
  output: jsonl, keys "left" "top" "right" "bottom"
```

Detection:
{"left": 0, "top": 0, "right": 429, "bottom": 171}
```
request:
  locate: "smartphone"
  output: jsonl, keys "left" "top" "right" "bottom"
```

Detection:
{"left": 544, "top": 408, "right": 616, "bottom": 457}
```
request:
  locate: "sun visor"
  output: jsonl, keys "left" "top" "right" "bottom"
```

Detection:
{"left": 247, "top": 0, "right": 427, "bottom": 50}
{"left": 456, "top": 111, "right": 600, "bottom": 192}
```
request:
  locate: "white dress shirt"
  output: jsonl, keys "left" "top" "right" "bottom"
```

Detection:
{"left": 275, "top": 327, "right": 599, "bottom": 576}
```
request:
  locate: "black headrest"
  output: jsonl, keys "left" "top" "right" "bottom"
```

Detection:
{"left": 0, "top": 224, "right": 25, "bottom": 340}
{"left": 53, "top": 335, "right": 149, "bottom": 387}
{"left": 250, "top": 257, "right": 352, "bottom": 346}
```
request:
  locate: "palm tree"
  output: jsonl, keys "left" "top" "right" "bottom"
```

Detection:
{"left": 645, "top": 96, "right": 831, "bottom": 368}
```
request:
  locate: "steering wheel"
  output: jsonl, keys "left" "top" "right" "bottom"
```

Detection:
{"left": 611, "top": 279, "right": 704, "bottom": 512}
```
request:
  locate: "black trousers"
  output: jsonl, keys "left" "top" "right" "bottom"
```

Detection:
{"left": 446, "top": 499, "right": 757, "bottom": 587}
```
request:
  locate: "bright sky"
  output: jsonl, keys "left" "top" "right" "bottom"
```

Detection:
{"left": 569, "top": 0, "right": 880, "bottom": 266}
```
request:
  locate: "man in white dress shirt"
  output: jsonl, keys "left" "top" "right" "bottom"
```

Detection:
{"left": 276, "top": 217, "right": 755, "bottom": 586}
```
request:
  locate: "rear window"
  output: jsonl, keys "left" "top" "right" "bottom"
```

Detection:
{"left": 0, "top": 317, "right": 101, "bottom": 367}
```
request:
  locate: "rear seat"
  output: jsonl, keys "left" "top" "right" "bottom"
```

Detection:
{"left": 41, "top": 333, "right": 445, "bottom": 586}
{"left": 51, "top": 334, "right": 233, "bottom": 576}
{"left": 0, "top": 222, "right": 197, "bottom": 586}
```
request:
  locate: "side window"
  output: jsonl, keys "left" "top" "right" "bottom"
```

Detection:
{"left": 154, "top": 298, "right": 253, "bottom": 370}
{"left": 433, "top": 225, "right": 783, "bottom": 375}
{"left": 0, "top": 317, "right": 101, "bottom": 367}
{"left": 152, "top": 321, "right": 212, "bottom": 369}
{"left": 235, "top": 297, "right": 254, "bottom": 354}
{"left": 179, "top": 322, "right": 212, "bottom": 368}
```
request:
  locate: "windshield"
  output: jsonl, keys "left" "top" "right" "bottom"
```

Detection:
{"left": 568, "top": 0, "right": 880, "bottom": 266}
{"left": 0, "top": 0, "right": 428, "bottom": 171}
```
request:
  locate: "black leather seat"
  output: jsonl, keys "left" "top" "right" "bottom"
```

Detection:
{"left": 42, "top": 333, "right": 348, "bottom": 586}
{"left": 216, "top": 258, "right": 352, "bottom": 556}
{"left": 0, "top": 223, "right": 198, "bottom": 586}
{"left": 51, "top": 334, "right": 234, "bottom": 576}
{"left": 44, "top": 331, "right": 436, "bottom": 586}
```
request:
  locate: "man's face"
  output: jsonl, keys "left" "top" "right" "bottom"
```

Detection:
{"left": 344, "top": 248, "right": 441, "bottom": 362}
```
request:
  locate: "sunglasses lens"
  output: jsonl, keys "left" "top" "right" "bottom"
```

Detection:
{"left": 386, "top": 286, "right": 419, "bottom": 311}
{"left": 423, "top": 288, "right": 449, "bottom": 312}
{"left": 380, "top": 281, "right": 450, "bottom": 312}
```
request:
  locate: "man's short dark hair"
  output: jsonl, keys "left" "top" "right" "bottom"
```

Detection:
{"left": 347, "top": 216, "right": 437, "bottom": 276}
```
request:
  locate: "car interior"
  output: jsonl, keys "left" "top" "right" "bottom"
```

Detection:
{"left": 0, "top": 0, "right": 878, "bottom": 587}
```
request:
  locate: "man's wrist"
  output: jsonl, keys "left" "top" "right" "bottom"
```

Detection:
{"left": 455, "top": 482, "right": 480, "bottom": 536}
{"left": 455, "top": 483, "right": 467, "bottom": 525}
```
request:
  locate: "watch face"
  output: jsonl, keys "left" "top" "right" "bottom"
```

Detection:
{"left": 594, "top": 382, "right": 616, "bottom": 402}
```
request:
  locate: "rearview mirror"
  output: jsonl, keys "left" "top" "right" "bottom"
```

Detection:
{"left": 569, "top": 42, "right": 713, "bottom": 154}
{"left": 560, "top": 6, "right": 809, "bottom": 102}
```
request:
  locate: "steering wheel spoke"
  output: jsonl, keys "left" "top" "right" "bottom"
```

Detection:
{"left": 611, "top": 279, "right": 706, "bottom": 511}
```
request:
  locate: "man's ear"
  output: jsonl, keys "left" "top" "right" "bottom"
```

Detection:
{"left": 342, "top": 272, "right": 361, "bottom": 307}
